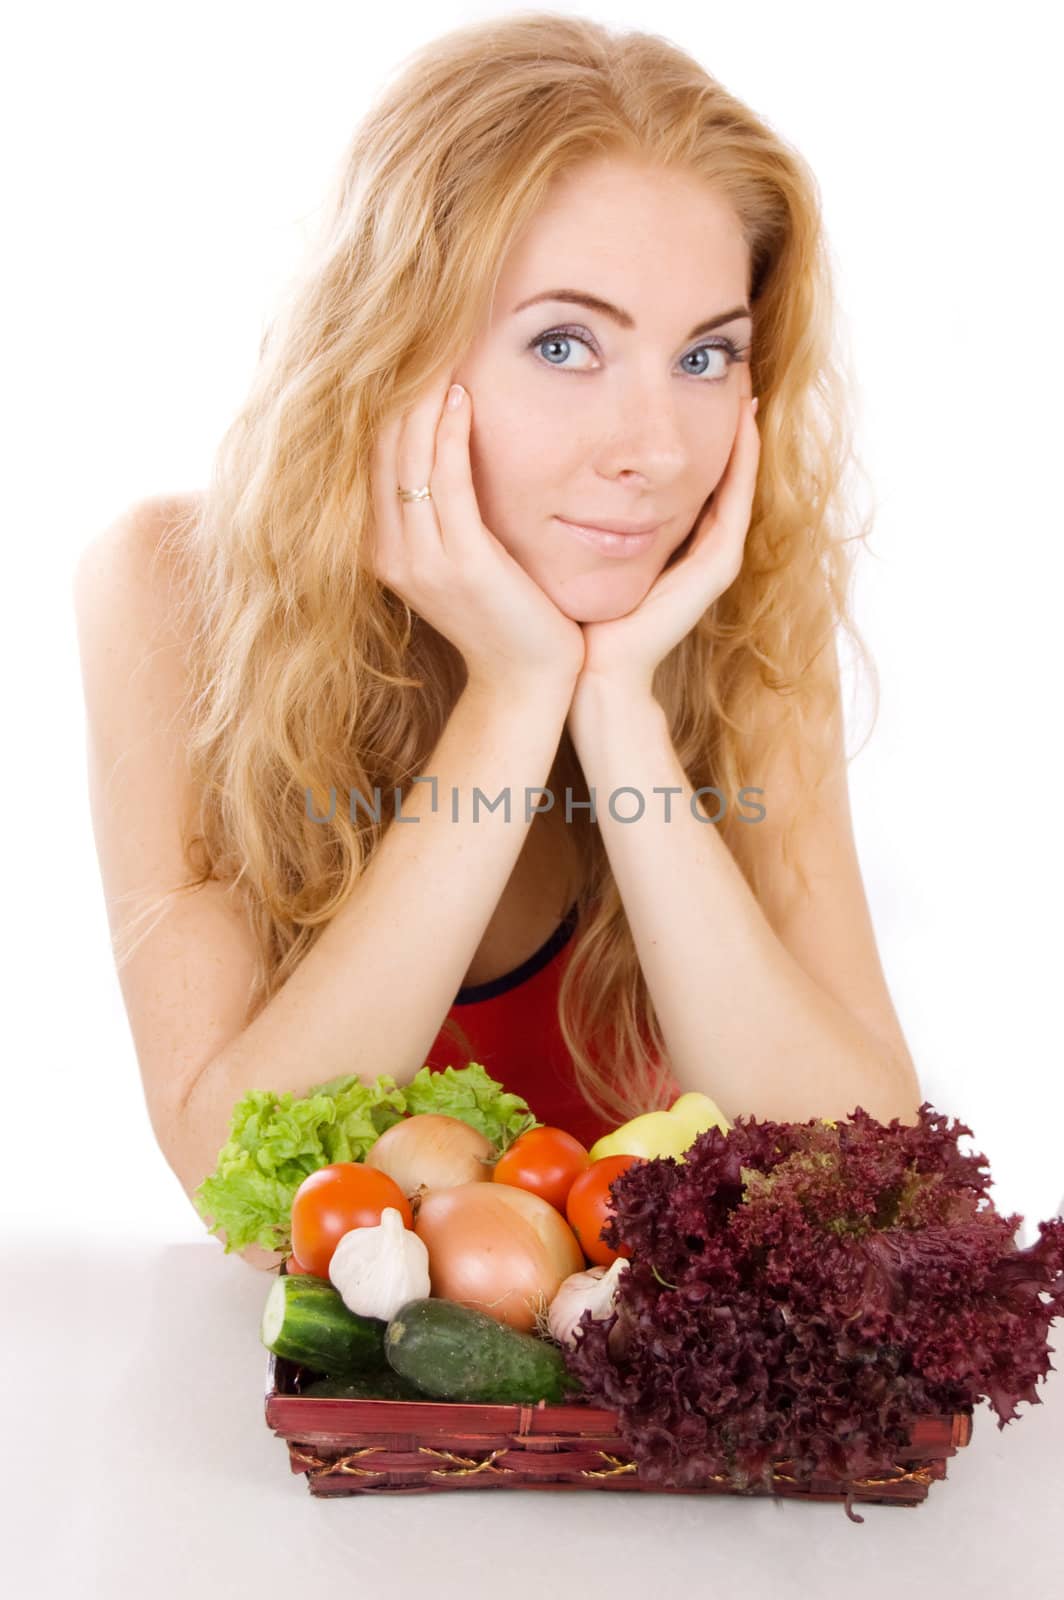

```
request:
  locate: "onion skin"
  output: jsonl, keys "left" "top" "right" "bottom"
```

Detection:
{"left": 363, "top": 1114, "right": 495, "bottom": 1198}
{"left": 414, "top": 1181, "right": 585, "bottom": 1332}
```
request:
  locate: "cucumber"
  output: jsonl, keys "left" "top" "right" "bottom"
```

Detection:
{"left": 384, "top": 1297, "right": 583, "bottom": 1405}
{"left": 300, "top": 1368, "right": 437, "bottom": 1402}
{"left": 261, "top": 1274, "right": 389, "bottom": 1377}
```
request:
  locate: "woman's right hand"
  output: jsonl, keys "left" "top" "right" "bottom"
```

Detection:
{"left": 369, "top": 369, "right": 586, "bottom": 696}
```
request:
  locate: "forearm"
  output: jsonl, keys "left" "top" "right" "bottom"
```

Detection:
{"left": 177, "top": 674, "right": 575, "bottom": 1190}
{"left": 568, "top": 680, "right": 917, "bottom": 1126}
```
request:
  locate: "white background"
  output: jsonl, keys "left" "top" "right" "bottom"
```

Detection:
{"left": 4, "top": 0, "right": 1062, "bottom": 1251}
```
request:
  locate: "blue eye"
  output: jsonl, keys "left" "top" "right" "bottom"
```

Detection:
{"left": 527, "top": 323, "right": 748, "bottom": 382}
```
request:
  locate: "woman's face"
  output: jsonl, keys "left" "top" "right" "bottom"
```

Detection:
{"left": 452, "top": 156, "right": 753, "bottom": 623}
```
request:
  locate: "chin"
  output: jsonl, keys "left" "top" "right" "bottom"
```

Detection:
{"left": 561, "top": 594, "right": 639, "bottom": 624}
{"left": 549, "top": 562, "right": 661, "bottom": 624}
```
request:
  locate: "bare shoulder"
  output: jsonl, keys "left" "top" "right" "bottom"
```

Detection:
{"left": 72, "top": 490, "right": 208, "bottom": 811}
{"left": 73, "top": 491, "right": 277, "bottom": 1268}
{"left": 73, "top": 490, "right": 204, "bottom": 626}
{"left": 72, "top": 489, "right": 208, "bottom": 854}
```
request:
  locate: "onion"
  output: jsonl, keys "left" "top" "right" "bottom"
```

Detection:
{"left": 414, "top": 1181, "right": 585, "bottom": 1332}
{"left": 363, "top": 1113, "right": 495, "bottom": 1199}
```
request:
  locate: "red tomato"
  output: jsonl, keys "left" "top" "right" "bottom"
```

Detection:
{"left": 283, "top": 1252, "right": 313, "bottom": 1276}
{"left": 491, "top": 1126, "right": 591, "bottom": 1212}
{"left": 565, "top": 1154, "right": 641, "bottom": 1267}
{"left": 291, "top": 1163, "right": 413, "bottom": 1278}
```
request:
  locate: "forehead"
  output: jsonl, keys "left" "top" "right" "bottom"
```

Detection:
{"left": 493, "top": 157, "right": 749, "bottom": 316}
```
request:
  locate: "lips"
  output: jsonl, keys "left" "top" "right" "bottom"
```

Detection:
{"left": 555, "top": 517, "right": 660, "bottom": 559}
{"left": 559, "top": 515, "right": 662, "bottom": 535}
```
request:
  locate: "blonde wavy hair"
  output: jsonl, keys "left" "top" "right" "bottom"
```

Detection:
{"left": 126, "top": 10, "right": 881, "bottom": 1130}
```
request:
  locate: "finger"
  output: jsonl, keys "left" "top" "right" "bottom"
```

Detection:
{"left": 395, "top": 372, "right": 452, "bottom": 555}
{"left": 430, "top": 382, "right": 490, "bottom": 562}
{"left": 368, "top": 409, "right": 411, "bottom": 580}
{"left": 708, "top": 396, "right": 761, "bottom": 535}
{"left": 684, "top": 403, "right": 760, "bottom": 578}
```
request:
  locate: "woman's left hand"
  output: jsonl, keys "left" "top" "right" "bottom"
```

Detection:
{"left": 574, "top": 379, "right": 761, "bottom": 703}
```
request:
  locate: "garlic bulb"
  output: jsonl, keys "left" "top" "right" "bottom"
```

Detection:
{"left": 328, "top": 1206, "right": 431, "bottom": 1322}
{"left": 547, "top": 1257, "right": 630, "bottom": 1349}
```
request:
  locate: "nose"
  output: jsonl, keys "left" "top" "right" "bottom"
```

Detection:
{"left": 604, "top": 378, "right": 690, "bottom": 480}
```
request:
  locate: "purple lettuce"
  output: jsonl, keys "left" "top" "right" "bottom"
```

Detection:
{"left": 561, "top": 1103, "right": 1064, "bottom": 1522}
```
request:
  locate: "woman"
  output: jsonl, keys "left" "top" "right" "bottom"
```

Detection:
{"left": 74, "top": 13, "right": 922, "bottom": 1267}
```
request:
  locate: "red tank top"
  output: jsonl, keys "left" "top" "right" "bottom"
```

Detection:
{"left": 423, "top": 901, "right": 681, "bottom": 1151}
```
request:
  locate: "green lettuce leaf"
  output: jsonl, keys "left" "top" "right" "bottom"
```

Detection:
{"left": 401, "top": 1061, "right": 539, "bottom": 1150}
{"left": 192, "top": 1062, "right": 538, "bottom": 1256}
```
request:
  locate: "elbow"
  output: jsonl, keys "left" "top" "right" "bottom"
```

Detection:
{"left": 881, "top": 1098, "right": 924, "bottom": 1129}
{"left": 844, "top": 1021, "right": 923, "bottom": 1127}
{"left": 887, "top": 1046, "right": 925, "bottom": 1127}
{"left": 237, "top": 1243, "right": 287, "bottom": 1272}
{"left": 179, "top": 1163, "right": 288, "bottom": 1273}
{"left": 148, "top": 1085, "right": 288, "bottom": 1273}
{"left": 858, "top": 1058, "right": 923, "bottom": 1128}
{"left": 160, "top": 1111, "right": 287, "bottom": 1271}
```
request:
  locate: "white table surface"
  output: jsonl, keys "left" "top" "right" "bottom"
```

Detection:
{"left": 7, "top": 1226, "right": 1061, "bottom": 1597}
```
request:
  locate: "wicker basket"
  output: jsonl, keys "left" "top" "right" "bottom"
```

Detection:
{"left": 264, "top": 1347, "right": 974, "bottom": 1505}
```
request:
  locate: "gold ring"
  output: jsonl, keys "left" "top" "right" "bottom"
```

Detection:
{"left": 397, "top": 485, "right": 432, "bottom": 502}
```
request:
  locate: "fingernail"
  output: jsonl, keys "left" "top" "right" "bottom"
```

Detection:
{"left": 447, "top": 383, "right": 465, "bottom": 410}
{"left": 751, "top": 396, "right": 759, "bottom": 417}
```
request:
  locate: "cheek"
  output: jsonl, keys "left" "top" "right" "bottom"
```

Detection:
{"left": 468, "top": 400, "right": 537, "bottom": 495}
{"left": 666, "top": 515, "right": 698, "bottom": 555}
{"left": 469, "top": 397, "right": 573, "bottom": 549}
{"left": 700, "top": 413, "right": 741, "bottom": 486}
{"left": 660, "top": 519, "right": 699, "bottom": 571}
{"left": 464, "top": 417, "right": 546, "bottom": 568}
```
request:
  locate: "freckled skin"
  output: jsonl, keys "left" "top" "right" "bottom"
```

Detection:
{"left": 452, "top": 155, "right": 752, "bottom": 624}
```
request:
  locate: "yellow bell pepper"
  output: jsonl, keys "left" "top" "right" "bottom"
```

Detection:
{"left": 588, "top": 1091, "right": 732, "bottom": 1164}
{"left": 669, "top": 1092, "right": 733, "bottom": 1138}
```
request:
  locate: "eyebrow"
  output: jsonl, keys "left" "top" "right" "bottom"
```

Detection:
{"left": 511, "top": 288, "right": 752, "bottom": 342}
